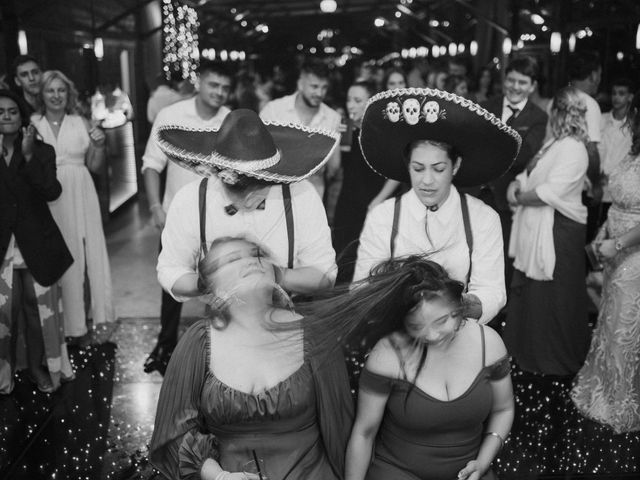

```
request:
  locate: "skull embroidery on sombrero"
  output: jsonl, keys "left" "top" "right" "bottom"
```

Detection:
{"left": 359, "top": 88, "right": 522, "bottom": 187}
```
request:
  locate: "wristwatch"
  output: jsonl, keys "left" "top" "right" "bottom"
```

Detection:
{"left": 615, "top": 238, "right": 625, "bottom": 252}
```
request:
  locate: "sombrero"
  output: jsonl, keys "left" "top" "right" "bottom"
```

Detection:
{"left": 359, "top": 88, "right": 522, "bottom": 187}
{"left": 156, "top": 109, "right": 340, "bottom": 183}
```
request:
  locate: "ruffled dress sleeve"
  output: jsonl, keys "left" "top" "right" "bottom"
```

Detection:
{"left": 487, "top": 355, "right": 511, "bottom": 381}
{"left": 310, "top": 338, "right": 355, "bottom": 480}
{"left": 150, "top": 320, "right": 218, "bottom": 479}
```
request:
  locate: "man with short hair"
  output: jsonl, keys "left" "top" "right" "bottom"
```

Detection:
{"left": 568, "top": 52, "right": 603, "bottom": 188}
{"left": 260, "top": 58, "right": 341, "bottom": 199}
{"left": 468, "top": 55, "right": 548, "bottom": 292}
{"left": 568, "top": 52, "right": 603, "bottom": 241}
{"left": 11, "top": 55, "right": 43, "bottom": 114}
{"left": 141, "top": 60, "right": 234, "bottom": 374}
{"left": 598, "top": 77, "right": 635, "bottom": 224}
{"left": 448, "top": 57, "right": 467, "bottom": 77}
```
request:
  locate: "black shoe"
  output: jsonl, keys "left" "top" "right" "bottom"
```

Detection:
{"left": 143, "top": 347, "right": 172, "bottom": 375}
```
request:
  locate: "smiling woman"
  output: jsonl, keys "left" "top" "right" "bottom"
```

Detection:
{"left": 150, "top": 236, "right": 353, "bottom": 480}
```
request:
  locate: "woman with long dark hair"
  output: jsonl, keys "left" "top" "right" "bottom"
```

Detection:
{"left": 571, "top": 92, "right": 640, "bottom": 433}
{"left": 296, "top": 256, "right": 513, "bottom": 480}
{"left": 333, "top": 81, "right": 399, "bottom": 282}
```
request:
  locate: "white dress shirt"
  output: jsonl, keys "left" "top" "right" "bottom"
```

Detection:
{"left": 599, "top": 112, "right": 632, "bottom": 203}
{"left": 501, "top": 98, "right": 528, "bottom": 123}
{"left": 260, "top": 92, "right": 341, "bottom": 197}
{"left": 158, "top": 177, "right": 336, "bottom": 300}
{"left": 354, "top": 187, "right": 505, "bottom": 324}
{"left": 141, "top": 97, "right": 231, "bottom": 211}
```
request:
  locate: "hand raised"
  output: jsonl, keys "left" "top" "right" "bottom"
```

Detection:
{"left": 21, "top": 125, "right": 37, "bottom": 161}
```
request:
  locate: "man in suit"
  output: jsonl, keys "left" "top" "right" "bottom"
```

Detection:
{"left": 467, "top": 56, "right": 548, "bottom": 295}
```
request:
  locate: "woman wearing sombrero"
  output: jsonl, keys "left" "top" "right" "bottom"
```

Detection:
{"left": 353, "top": 88, "right": 521, "bottom": 324}
{"left": 345, "top": 89, "right": 520, "bottom": 480}
{"left": 156, "top": 108, "right": 340, "bottom": 303}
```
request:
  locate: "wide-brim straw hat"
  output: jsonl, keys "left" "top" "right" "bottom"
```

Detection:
{"left": 156, "top": 108, "right": 340, "bottom": 183}
{"left": 359, "top": 88, "right": 522, "bottom": 187}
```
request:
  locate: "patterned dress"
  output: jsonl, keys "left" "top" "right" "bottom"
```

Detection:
{"left": 571, "top": 155, "right": 640, "bottom": 433}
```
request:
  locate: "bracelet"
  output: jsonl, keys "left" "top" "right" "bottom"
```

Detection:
{"left": 214, "top": 471, "right": 229, "bottom": 480}
{"left": 614, "top": 238, "right": 625, "bottom": 252}
{"left": 485, "top": 431, "right": 505, "bottom": 449}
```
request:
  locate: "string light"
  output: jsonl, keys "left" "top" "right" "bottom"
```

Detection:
{"left": 470, "top": 40, "right": 478, "bottom": 56}
{"left": 162, "top": 0, "right": 199, "bottom": 83}
{"left": 17, "top": 30, "right": 28, "bottom": 55}
{"left": 550, "top": 31, "right": 562, "bottom": 54}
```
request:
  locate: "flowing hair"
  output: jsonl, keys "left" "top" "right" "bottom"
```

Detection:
{"left": 286, "top": 255, "right": 465, "bottom": 367}
{"left": 38, "top": 70, "right": 80, "bottom": 115}
{"left": 549, "top": 86, "right": 588, "bottom": 142}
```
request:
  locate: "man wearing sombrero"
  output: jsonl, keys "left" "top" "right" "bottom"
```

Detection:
{"left": 354, "top": 88, "right": 521, "bottom": 324}
{"left": 156, "top": 108, "right": 339, "bottom": 307}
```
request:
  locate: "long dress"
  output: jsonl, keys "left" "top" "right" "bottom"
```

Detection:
{"left": 32, "top": 114, "right": 114, "bottom": 337}
{"left": 360, "top": 326, "right": 508, "bottom": 480}
{"left": 149, "top": 319, "right": 353, "bottom": 480}
{"left": 571, "top": 155, "right": 640, "bottom": 433}
{"left": 504, "top": 137, "right": 590, "bottom": 376}
{"left": 333, "top": 128, "right": 385, "bottom": 283}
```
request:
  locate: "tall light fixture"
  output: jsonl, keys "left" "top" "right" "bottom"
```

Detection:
{"left": 17, "top": 30, "right": 28, "bottom": 54}
{"left": 320, "top": 0, "right": 337, "bottom": 13}
{"left": 636, "top": 23, "right": 640, "bottom": 50}
{"left": 550, "top": 32, "right": 562, "bottom": 54}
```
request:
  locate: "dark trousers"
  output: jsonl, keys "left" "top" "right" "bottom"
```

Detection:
{"left": 154, "top": 241, "right": 182, "bottom": 353}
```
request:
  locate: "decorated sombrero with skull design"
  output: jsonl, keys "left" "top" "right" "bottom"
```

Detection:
{"left": 359, "top": 88, "right": 522, "bottom": 187}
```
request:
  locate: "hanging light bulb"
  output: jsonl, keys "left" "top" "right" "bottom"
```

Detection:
{"left": 458, "top": 43, "right": 465, "bottom": 53}
{"left": 502, "top": 37, "right": 512, "bottom": 55}
{"left": 550, "top": 32, "right": 562, "bottom": 54}
{"left": 17, "top": 30, "right": 28, "bottom": 55}
{"left": 469, "top": 40, "right": 478, "bottom": 56}
{"left": 568, "top": 33, "right": 576, "bottom": 52}
{"left": 319, "top": 0, "right": 337, "bottom": 13}
{"left": 448, "top": 42, "right": 457, "bottom": 56}
{"left": 432, "top": 44, "right": 440, "bottom": 58}
{"left": 636, "top": 23, "right": 640, "bottom": 50}
{"left": 94, "top": 37, "right": 104, "bottom": 60}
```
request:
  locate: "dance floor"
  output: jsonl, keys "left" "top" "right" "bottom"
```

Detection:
{"left": 1, "top": 200, "right": 638, "bottom": 480}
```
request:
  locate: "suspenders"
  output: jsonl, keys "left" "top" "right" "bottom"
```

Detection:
{"left": 390, "top": 193, "right": 474, "bottom": 290}
{"left": 198, "top": 178, "right": 295, "bottom": 268}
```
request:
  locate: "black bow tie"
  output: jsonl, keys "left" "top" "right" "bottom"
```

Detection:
{"left": 426, "top": 205, "right": 439, "bottom": 212}
{"left": 224, "top": 200, "right": 266, "bottom": 216}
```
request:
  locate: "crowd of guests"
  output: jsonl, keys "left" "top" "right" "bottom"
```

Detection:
{"left": 1, "top": 55, "right": 114, "bottom": 395}
{"left": 1, "top": 46, "right": 639, "bottom": 479}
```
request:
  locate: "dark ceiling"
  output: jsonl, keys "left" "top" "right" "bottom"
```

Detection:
{"left": 4, "top": 0, "right": 640, "bottom": 61}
